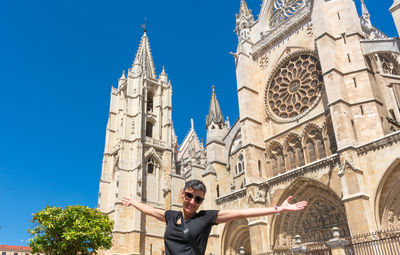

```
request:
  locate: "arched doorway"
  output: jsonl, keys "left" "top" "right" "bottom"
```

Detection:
{"left": 222, "top": 218, "right": 251, "bottom": 255}
{"left": 376, "top": 159, "right": 400, "bottom": 229}
{"left": 272, "top": 178, "right": 350, "bottom": 250}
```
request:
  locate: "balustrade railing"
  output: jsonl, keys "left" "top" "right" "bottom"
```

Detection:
{"left": 258, "top": 227, "right": 400, "bottom": 255}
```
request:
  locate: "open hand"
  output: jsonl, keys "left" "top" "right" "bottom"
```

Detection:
{"left": 122, "top": 194, "right": 136, "bottom": 207}
{"left": 279, "top": 196, "right": 308, "bottom": 212}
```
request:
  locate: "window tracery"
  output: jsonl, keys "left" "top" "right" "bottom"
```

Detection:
{"left": 269, "top": 0, "right": 305, "bottom": 28}
{"left": 286, "top": 135, "right": 305, "bottom": 170}
{"left": 269, "top": 143, "right": 286, "bottom": 175}
{"left": 236, "top": 153, "right": 245, "bottom": 175}
{"left": 304, "top": 127, "right": 326, "bottom": 163}
{"left": 147, "top": 158, "right": 155, "bottom": 174}
{"left": 265, "top": 51, "right": 323, "bottom": 122}
{"left": 377, "top": 54, "right": 400, "bottom": 75}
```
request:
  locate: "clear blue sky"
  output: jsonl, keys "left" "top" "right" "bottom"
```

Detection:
{"left": 0, "top": 0, "right": 397, "bottom": 246}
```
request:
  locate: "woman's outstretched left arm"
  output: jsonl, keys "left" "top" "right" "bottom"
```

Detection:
{"left": 216, "top": 196, "right": 307, "bottom": 224}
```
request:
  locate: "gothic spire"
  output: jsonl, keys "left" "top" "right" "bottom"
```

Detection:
{"left": 133, "top": 32, "right": 156, "bottom": 79}
{"left": 238, "top": 0, "right": 252, "bottom": 19}
{"left": 235, "top": 0, "right": 254, "bottom": 42}
{"left": 361, "top": 0, "right": 372, "bottom": 27}
{"left": 206, "top": 86, "right": 224, "bottom": 128}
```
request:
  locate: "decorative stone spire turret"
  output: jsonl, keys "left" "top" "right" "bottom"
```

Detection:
{"left": 361, "top": 0, "right": 372, "bottom": 28}
{"left": 133, "top": 32, "right": 156, "bottom": 79}
{"left": 238, "top": 0, "right": 252, "bottom": 19}
{"left": 120, "top": 70, "right": 126, "bottom": 80}
{"left": 206, "top": 86, "right": 225, "bottom": 128}
{"left": 159, "top": 66, "right": 168, "bottom": 84}
{"left": 235, "top": 0, "right": 254, "bottom": 42}
{"left": 118, "top": 70, "right": 126, "bottom": 88}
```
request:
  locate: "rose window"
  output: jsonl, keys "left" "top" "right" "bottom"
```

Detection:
{"left": 269, "top": 0, "right": 305, "bottom": 28}
{"left": 265, "top": 51, "right": 323, "bottom": 122}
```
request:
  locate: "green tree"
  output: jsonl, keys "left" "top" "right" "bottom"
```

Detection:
{"left": 28, "top": 205, "right": 114, "bottom": 255}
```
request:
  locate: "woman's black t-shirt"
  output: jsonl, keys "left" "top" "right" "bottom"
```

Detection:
{"left": 164, "top": 210, "right": 219, "bottom": 255}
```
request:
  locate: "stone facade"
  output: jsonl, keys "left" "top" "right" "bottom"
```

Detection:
{"left": 98, "top": 0, "right": 400, "bottom": 254}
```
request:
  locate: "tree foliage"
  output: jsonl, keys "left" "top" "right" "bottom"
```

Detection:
{"left": 28, "top": 205, "right": 114, "bottom": 255}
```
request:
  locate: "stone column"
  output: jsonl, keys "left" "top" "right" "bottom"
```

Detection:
{"left": 326, "top": 227, "right": 350, "bottom": 255}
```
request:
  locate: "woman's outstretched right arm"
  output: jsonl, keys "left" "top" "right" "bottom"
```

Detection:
{"left": 122, "top": 194, "right": 166, "bottom": 222}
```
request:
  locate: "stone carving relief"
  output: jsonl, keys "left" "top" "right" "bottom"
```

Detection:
{"left": 258, "top": 54, "right": 269, "bottom": 70}
{"left": 269, "top": 0, "right": 305, "bottom": 28}
{"left": 377, "top": 161, "right": 400, "bottom": 229}
{"left": 273, "top": 182, "right": 350, "bottom": 250}
{"left": 306, "top": 23, "right": 313, "bottom": 37}
{"left": 265, "top": 51, "right": 323, "bottom": 123}
{"left": 248, "top": 189, "right": 266, "bottom": 204}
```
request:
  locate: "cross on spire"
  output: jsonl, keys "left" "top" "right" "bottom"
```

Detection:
{"left": 141, "top": 17, "right": 147, "bottom": 33}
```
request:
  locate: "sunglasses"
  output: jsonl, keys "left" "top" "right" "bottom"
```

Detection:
{"left": 184, "top": 192, "right": 204, "bottom": 204}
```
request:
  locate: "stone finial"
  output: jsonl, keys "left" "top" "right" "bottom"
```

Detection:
{"left": 191, "top": 118, "right": 194, "bottom": 130}
{"left": 332, "top": 227, "right": 341, "bottom": 239}
{"left": 161, "top": 66, "right": 166, "bottom": 75}
{"left": 294, "top": 234, "right": 302, "bottom": 244}
{"left": 159, "top": 65, "right": 168, "bottom": 83}
{"left": 119, "top": 70, "right": 126, "bottom": 80}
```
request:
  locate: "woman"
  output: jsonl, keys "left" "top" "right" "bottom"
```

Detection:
{"left": 122, "top": 179, "right": 307, "bottom": 255}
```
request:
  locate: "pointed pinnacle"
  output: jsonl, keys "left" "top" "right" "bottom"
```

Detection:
{"left": 207, "top": 85, "right": 224, "bottom": 127}
{"left": 133, "top": 31, "right": 156, "bottom": 79}
{"left": 361, "top": 0, "right": 371, "bottom": 20}
{"left": 239, "top": 0, "right": 251, "bottom": 17}
{"left": 120, "top": 70, "right": 126, "bottom": 80}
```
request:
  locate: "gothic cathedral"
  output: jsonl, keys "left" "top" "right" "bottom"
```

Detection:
{"left": 98, "top": 0, "right": 400, "bottom": 254}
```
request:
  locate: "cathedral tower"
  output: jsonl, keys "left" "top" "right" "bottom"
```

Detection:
{"left": 98, "top": 31, "right": 174, "bottom": 255}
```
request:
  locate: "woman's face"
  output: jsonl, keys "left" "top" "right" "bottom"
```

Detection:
{"left": 181, "top": 187, "right": 205, "bottom": 216}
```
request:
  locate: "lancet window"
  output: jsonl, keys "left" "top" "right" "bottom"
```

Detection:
{"left": 286, "top": 135, "right": 305, "bottom": 170}
{"left": 269, "top": 143, "right": 286, "bottom": 175}
{"left": 304, "top": 127, "right": 326, "bottom": 163}
{"left": 236, "top": 153, "right": 245, "bottom": 175}
{"left": 146, "top": 121, "right": 153, "bottom": 137}
{"left": 147, "top": 158, "right": 155, "bottom": 174}
{"left": 147, "top": 92, "right": 154, "bottom": 112}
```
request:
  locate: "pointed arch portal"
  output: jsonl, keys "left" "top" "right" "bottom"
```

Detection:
{"left": 222, "top": 218, "right": 251, "bottom": 255}
{"left": 376, "top": 158, "right": 400, "bottom": 229}
{"left": 272, "top": 179, "right": 350, "bottom": 250}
